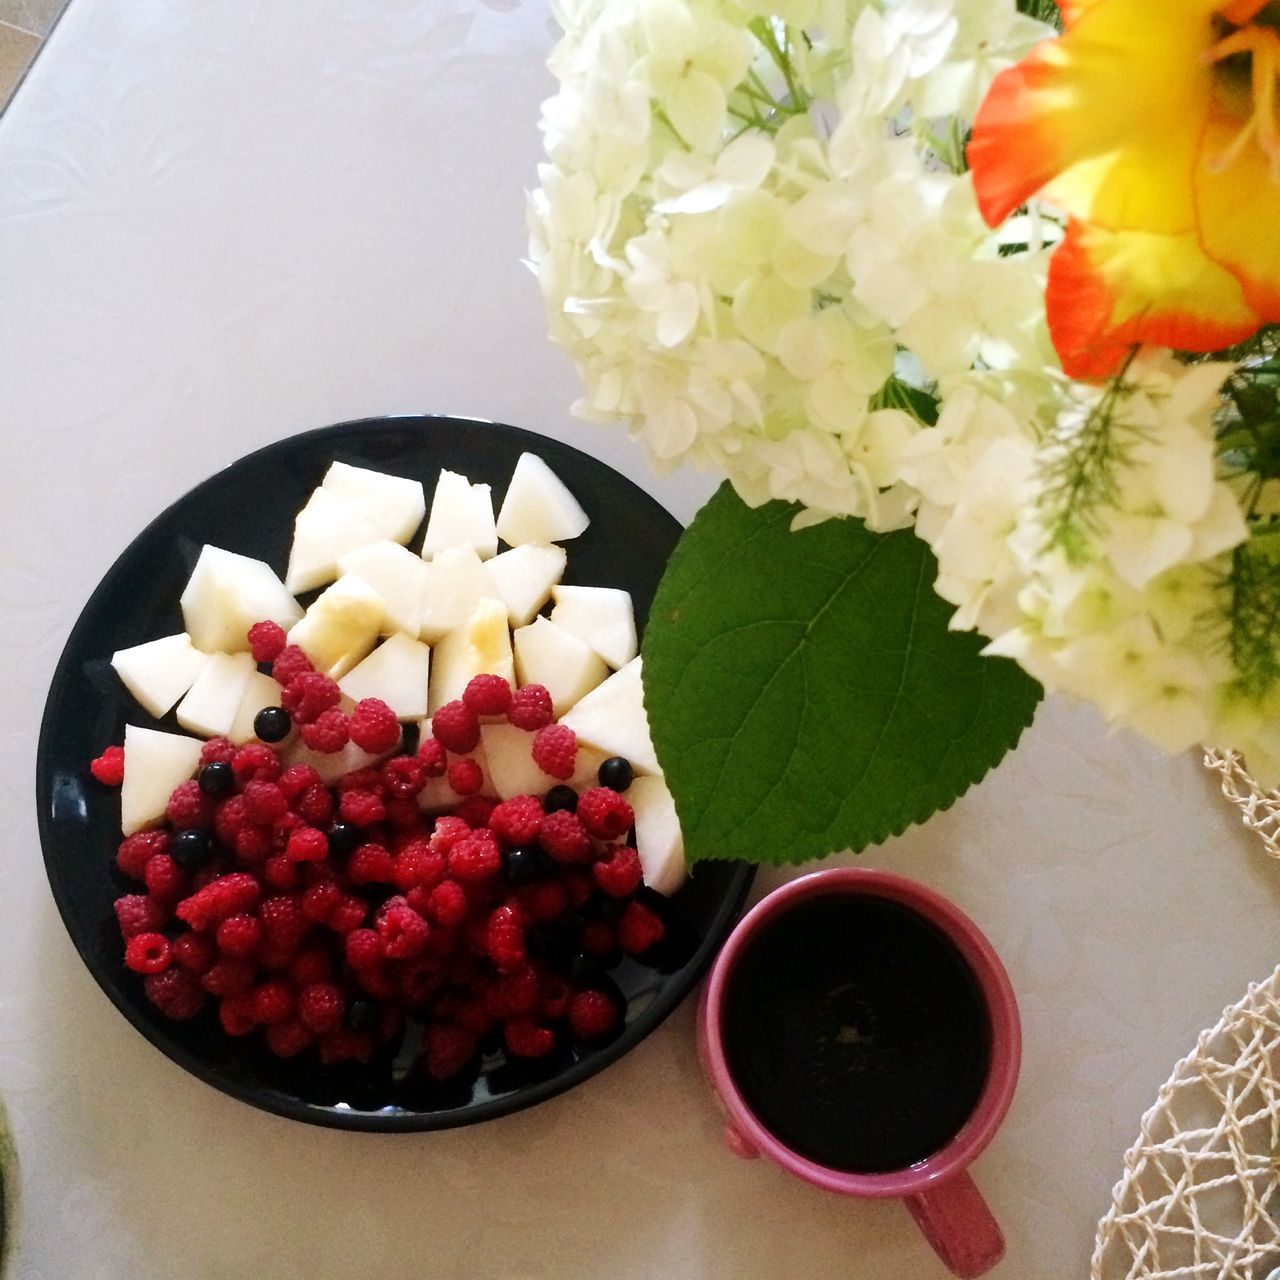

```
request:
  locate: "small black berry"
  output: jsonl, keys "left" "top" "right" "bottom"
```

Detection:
{"left": 171, "top": 828, "right": 214, "bottom": 870}
{"left": 327, "top": 821, "right": 360, "bottom": 858}
{"left": 544, "top": 785, "right": 578, "bottom": 813}
{"left": 501, "top": 844, "right": 544, "bottom": 885}
{"left": 527, "top": 922, "right": 577, "bottom": 970}
{"left": 597, "top": 756, "right": 633, "bottom": 792}
{"left": 197, "top": 761, "right": 234, "bottom": 796}
{"left": 253, "top": 706, "right": 292, "bottom": 743}
{"left": 347, "top": 999, "right": 377, "bottom": 1032}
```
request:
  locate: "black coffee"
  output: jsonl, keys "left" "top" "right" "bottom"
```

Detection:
{"left": 722, "top": 894, "right": 990, "bottom": 1174}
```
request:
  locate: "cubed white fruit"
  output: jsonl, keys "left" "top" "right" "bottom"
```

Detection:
{"left": 629, "top": 774, "right": 687, "bottom": 896}
{"left": 416, "top": 740, "right": 493, "bottom": 812}
{"left": 180, "top": 545, "right": 302, "bottom": 654}
{"left": 418, "top": 545, "right": 500, "bottom": 645}
{"left": 480, "top": 722, "right": 558, "bottom": 800}
{"left": 485, "top": 544, "right": 567, "bottom": 627}
{"left": 550, "top": 585, "right": 637, "bottom": 670}
{"left": 111, "top": 633, "right": 211, "bottom": 718}
{"left": 120, "top": 725, "right": 204, "bottom": 835}
{"left": 428, "top": 597, "right": 513, "bottom": 712}
{"left": 558, "top": 657, "right": 659, "bottom": 775}
{"left": 496, "top": 453, "right": 589, "bottom": 546}
{"left": 284, "top": 736, "right": 400, "bottom": 787}
{"left": 420, "top": 470, "right": 497, "bottom": 561}
{"left": 288, "top": 574, "right": 385, "bottom": 679}
{"left": 175, "top": 651, "right": 257, "bottom": 738}
{"left": 322, "top": 462, "right": 426, "bottom": 546}
{"left": 337, "top": 540, "right": 429, "bottom": 636}
{"left": 229, "top": 670, "right": 290, "bottom": 746}
{"left": 512, "top": 616, "right": 607, "bottom": 717}
{"left": 338, "top": 633, "right": 431, "bottom": 721}
{"left": 284, "top": 487, "right": 383, "bottom": 595}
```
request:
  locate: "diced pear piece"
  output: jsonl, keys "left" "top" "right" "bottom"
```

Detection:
{"left": 288, "top": 574, "right": 385, "bottom": 679}
{"left": 550, "top": 585, "right": 638, "bottom": 670}
{"left": 229, "top": 670, "right": 290, "bottom": 746}
{"left": 479, "top": 722, "right": 558, "bottom": 800}
{"left": 418, "top": 546, "right": 500, "bottom": 645}
{"left": 421, "top": 470, "right": 497, "bottom": 561}
{"left": 180, "top": 545, "right": 302, "bottom": 654}
{"left": 485, "top": 544, "right": 567, "bottom": 627}
{"left": 284, "top": 736, "right": 400, "bottom": 787}
{"left": 416, "top": 740, "right": 493, "bottom": 812}
{"left": 428, "top": 597, "right": 514, "bottom": 713}
{"left": 120, "top": 725, "right": 204, "bottom": 835}
{"left": 558, "top": 657, "right": 659, "bottom": 775}
{"left": 322, "top": 461, "right": 426, "bottom": 546}
{"left": 284, "top": 487, "right": 383, "bottom": 595}
{"left": 513, "top": 617, "right": 607, "bottom": 716}
{"left": 337, "top": 540, "right": 430, "bottom": 636}
{"left": 338, "top": 633, "right": 431, "bottom": 721}
{"left": 629, "top": 774, "right": 687, "bottom": 895}
{"left": 111, "top": 633, "right": 211, "bottom": 718}
{"left": 496, "top": 453, "right": 589, "bottom": 546}
{"left": 175, "top": 652, "right": 256, "bottom": 738}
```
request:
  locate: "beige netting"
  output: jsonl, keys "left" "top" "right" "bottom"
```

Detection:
{"left": 1203, "top": 750, "right": 1280, "bottom": 863}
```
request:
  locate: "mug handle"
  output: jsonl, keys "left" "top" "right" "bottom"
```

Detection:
{"left": 904, "top": 1172, "right": 1005, "bottom": 1279}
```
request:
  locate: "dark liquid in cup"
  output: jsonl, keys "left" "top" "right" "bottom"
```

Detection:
{"left": 722, "top": 894, "right": 991, "bottom": 1174}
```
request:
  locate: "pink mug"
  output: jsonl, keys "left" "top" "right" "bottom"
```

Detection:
{"left": 697, "top": 869, "right": 1021, "bottom": 1278}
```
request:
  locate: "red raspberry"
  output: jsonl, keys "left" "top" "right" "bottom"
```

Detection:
{"left": 327, "top": 893, "right": 368, "bottom": 935}
{"left": 297, "top": 982, "right": 345, "bottom": 1034}
{"left": 397, "top": 957, "right": 445, "bottom": 1008}
{"left": 427, "top": 880, "right": 468, "bottom": 928}
{"left": 429, "top": 814, "right": 471, "bottom": 853}
{"left": 522, "top": 879, "right": 569, "bottom": 923}
{"left": 300, "top": 707, "right": 350, "bottom": 753}
{"left": 507, "top": 683, "right": 554, "bottom": 731}
{"left": 416, "top": 737, "right": 447, "bottom": 777}
{"left": 90, "top": 745, "right": 125, "bottom": 786}
{"left": 563, "top": 869, "right": 593, "bottom": 909}
{"left": 456, "top": 997, "right": 495, "bottom": 1038}
{"left": 271, "top": 810, "right": 304, "bottom": 849}
{"left": 349, "top": 698, "right": 401, "bottom": 753}
{"left": 538, "top": 810, "right": 592, "bottom": 864}
{"left": 116, "top": 830, "right": 170, "bottom": 880}
{"left": 349, "top": 842, "right": 395, "bottom": 884}
{"left": 281, "top": 670, "right": 341, "bottom": 725}
{"left": 232, "top": 742, "right": 282, "bottom": 784}
{"left": 166, "top": 780, "right": 213, "bottom": 831}
{"left": 345, "top": 928, "right": 383, "bottom": 969}
{"left": 451, "top": 795, "right": 497, "bottom": 828}
{"left": 618, "top": 900, "right": 665, "bottom": 954}
{"left": 177, "top": 873, "right": 262, "bottom": 931}
{"left": 285, "top": 826, "right": 328, "bottom": 863}
{"left": 242, "top": 780, "right": 288, "bottom": 825}
{"left": 340, "top": 789, "right": 385, "bottom": 828}
{"left": 258, "top": 894, "right": 307, "bottom": 947}
{"left": 219, "top": 993, "right": 258, "bottom": 1036}
{"left": 247, "top": 620, "right": 288, "bottom": 663}
{"left": 423, "top": 1024, "right": 477, "bottom": 1080}
{"left": 540, "top": 975, "right": 574, "bottom": 1021}
{"left": 144, "top": 853, "right": 189, "bottom": 906}
{"left": 213, "top": 795, "right": 249, "bottom": 846}
{"left": 277, "top": 763, "right": 321, "bottom": 802}
{"left": 354, "top": 963, "right": 395, "bottom": 1002}
{"left": 486, "top": 904, "right": 527, "bottom": 972}
{"left": 288, "top": 948, "right": 334, "bottom": 986}
{"left": 271, "top": 644, "right": 314, "bottom": 686}
{"left": 251, "top": 979, "right": 296, "bottom": 1025}
{"left": 488, "top": 795, "right": 544, "bottom": 847}
{"left": 504, "top": 1018, "right": 555, "bottom": 1058}
{"left": 577, "top": 787, "right": 635, "bottom": 841}
{"left": 569, "top": 989, "right": 621, "bottom": 1041}
{"left": 200, "top": 737, "right": 237, "bottom": 766}
{"left": 431, "top": 700, "right": 480, "bottom": 753}
{"left": 381, "top": 755, "right": 426, "bottom": 799}
{"left": 200, "top": 957, "right": 256, "bottom": 997}
{"left": 377, "top": 903, "right": 430, "bottom": 959}
{"left": 233, "top": 825, "right": 272, "bottom": 864}
{"left": 384, "top": 797, "right": 423, "bottom": 831}
{"left": 265, "top": 1019, "right": 314, "bottom": 1059}
{"left": 591, "top": 844, "right": 643, "bottom": 898}
{"left": 448, "top": 829, "right": 501, "bottom": 882}
{"left": 301, "top": 880, "right": 341, "bottom": 923}
{"left": 447, "top": 758, "right": 484, "bottom": 796}
{"left": 295, "top": 782, "right": 334, "bottom": 827}
{"left": 581, "top": 919, "right": 618, "bottom": 959}
{"left": 463, "top": 674, "right": 512, "bottom": 716}
{"left": 144, "top": 967, "right": 205, "bottom": 1020}
{"left": 215, "top": 913, "right": 262, "bottom": 957}
{"left": 319, "top": 1028, "right": 374, "bottom": 1065}
{"left": 393, "top": 840, "right": 447, "bottom": 891}
{"left": 172, "top": 930, "right": 218, "bottom": 974}
{"left": 491, "top": 965, "right": 540, "bottom": 1016}
{"left": 124, "top": 932, "right": 172, "bottom": 974}
{"left": 532, "top": 724, "right": 577, "bottom": 780}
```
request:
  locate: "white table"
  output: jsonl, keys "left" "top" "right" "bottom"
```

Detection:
{"left": 2, "top": 3, "right": 1277, "bottom": 1276}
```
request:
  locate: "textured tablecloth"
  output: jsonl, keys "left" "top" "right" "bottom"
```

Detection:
{"left": 1, "top": 3, "right": 1277, "bottom": 1277}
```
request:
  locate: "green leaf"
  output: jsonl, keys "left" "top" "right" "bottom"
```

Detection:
{"left": 642, "top": 485, "right": 1043, "bottom": 866}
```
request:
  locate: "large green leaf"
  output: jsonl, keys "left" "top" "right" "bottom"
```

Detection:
{"left": 642, "top": 484, "right": 1043, "bottom": 865}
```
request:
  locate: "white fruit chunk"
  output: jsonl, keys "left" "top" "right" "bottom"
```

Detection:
{"left": 420, "top": 470, "right": 497, "bottom": 561}
{"left": 485, "top": 544, "right": 567, "bottom": 627}
{"left": 111, "top": 633, "right": 211, "bottom": 718}
{"left": 180, "top": 545, "right": 302, "bottom": 654}
{"left": 428, "top": 597, "right": 513, "bottom": 712}
{"left": 629, "top": 774, "right": 687, "bottom": 896}
{"left": 416, "top": 740, "right": 493, "bottom": 812}
{"left": 337, "top": 540, "right": 429, "bottom": 637}
{"left": 496, "top": 452, "right": 589, "bottom": 546}
{"left": 322, "top": 461, "right": 426, "bottom": 546}
{"left": 479, "top": 722, "right": 558, "bottom": 800}
{"left": 284, "top": 736, "right": 400, "bottom": 787}
{"left": 512, "top": 616, "right": 607, "bottom": 717}
{"left": 120, "top": 725, "right": 204, "bottom": 835}
{"left": 418, "top": 546, "right": 499, "bottom": 645}
{"left": 229, "top": 670, "right": 289, "bottom": 746}
{"left": 550, "top": 585, "right": 638, "bottom": 670}
{"left": 176, "top": 652, "right": 257, "bottom": 738}
{"left": 558, "top": 657, "right": 659, "bottom": 775}
{"left": 338, "top": 633, "right": 431, "bottom": 721}
{"left": 288, "top": 574, "right": 385, "bottom": 679}
{"left": 284, "top": 487, "right": 383, "bottom": 595}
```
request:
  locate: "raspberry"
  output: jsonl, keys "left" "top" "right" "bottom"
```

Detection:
{"left": 300, "top": 707, "right": 350, "bottom": 753}
{"left": 200, "top": 737, "right": 237, "bottom": 766}
{"left": 200, "top": 957, "right": 256, "bottom": 997}
{"left": 532, "top": 725, "right": 577, "bottom": 780}
{"left": 143, "top": 967, "right": 205, "bottom": 1020}
{"left": 423, "top": 1024, "right": 477, "bottom": 1080}
{"left": 116, "top": 830, "right": 170, "bottom": 880}
{"left": 166, "top": 780, "right": 214, "bottom": 831}
{"left": 271, "top": 644, "right": 315, "bottom": 686}
{"left": 277, "top": 763, "right": 322, "bottom": 802}
{"left": 270, "top": 810, "right": 304, "bottom": 849}
{"left": 297, "top": 982, "right": 345, "bottom": 1034}
{"left": 251, "top": 979, "right": 296, "bottom": 1025}
{"left": 301, "top": 880, "right": 341, "bottom": 923}
{"left": 349, "top": 842, "right": 395, "bottom": 884}
{"left": 350, "top": 698, "right": 401, "bottom": 753}
{"left": 393, "top": 840, "right": 446, "bottom": 891}
{"left": 431, "top": 700, "right": 480, "bottom": 754}
{"left": 568, "top": 989, "right": 621, "bottom": 1041}
{"left": 213, "top": 795, "right": 249, "bottom": 846}
{"left": 580, "top": 919, "right": 619, "bottom": 960}
{"left": 219, "top": 993, "right": 258, "bottom": 1036}
{"left": 242, "top": 780, "right": 288, "bottom": 825}
{"left": 285, "top": 826, "right": 329, "bottom": 863}
{"left": 354, "top": 963, "right": 395, "bottom": 1002}
{"left": 124, "top": 932, "right": 172, "bottom": 974}
{"left": 327, "top": 893, "right": 368, "bottom": 935}
{"left": 618, "top": 900, "right": 665, "bottom": 954}
{"left": 377, "top": 903, "right": 430, "bottom": 960}
{"left": 416, "top": 737, "right": 447, "bottom": 777}
{"left": 563, "top": 869, "right": 593, "bottom": 909}
{"left": 381, "top": 755, "right": 426, "bottom": 799}
{"left": 448, "top": 829, "right": 501, "bottom": 882}
{"left": 232, "top": 742, "right": 282, "bottom": 784}
{"left": 233, "top": 825, "right": 271, "bottom": 864}
{"left": 486, "top": 904, "right": 527, "bottom": 972}
{"left": 504, "top": 1018, "right": 555, "bottom": 1059}
{"left": 288, "top": 948, "right": 334, "bottom": 986}
{"left": 456, "top": 997, "right": 494, "bottom": 1038}
{"left": 215, "top": 913, "right": 262, "bottom": 957}
{"left": 591, "top": 844, "right": 643, "bottom": 898}
{"left": 172, "top": 930, "right": 217, "bottom": 974}
{"left": 90, "top": 745, "right": 125, "bottom": 786}
{"left": 430, "top": 814, "right": 471, "bottom": 852}
{"left": 397, "top": 957, "right": 444, "bottom": 1008}
{"left": 540, "top": 975, "right": 574, "bottom": 1021}
{"left": 258, "top": 894, "right": 308, "bottom": 948}
{"left": 427, "top": 880, "right": 468, "bottom": 928}
{"left": 384, "top": 797, "right": 423, "bottom": 831}
{"left": 507, "top": 683, "right": 554, "bottom": 731}
{"left": 318, "top": 1028, "right": 374, "bottom": 1065}
{"left": 344, "top": 928, "right": 383, "bottom": 970}
{"left": 463, "top": 674, "right": 512, "bottom": 716}
{"left": 577, "top": 787, "right": 635, "bottom": 841}
{"left": 247, "top": 620, "right": 288, "bottom": 663}
{"left": 522, "top": 879, "right": 569, "bottom": 923}
{"left": 340, "top": 789, "right": 385, "bottom": 828}
{"left": 281, "top": 671, "right": 341, "bottom": 725}
{"left": 538, "top": 810, "right": 592, "bottom": 864}
{"left": 295, "top": 782, "right": 334, "bottom": 827}
{"left": 337, "top": 767, "right": 382, "bottom": 794}
{"left": 144, "top": 853, "right": 188, "bottom": 905}
{"left": 176, "top": 873, "right": 262, "bottom": 931}
{"left": 265, "top": 1019, "right": 314, "bottom": 1059}
{"left": 492, "top": 964, "right": 540, "bottom": 1016}
{"left": 451, "top": 795, "right": 497, "bottom": 828}
{"left": 447, "top": 758, "right": 484, "bottom": 796}
{"left": 489, "top": 795, "right": 545, "bottom": 847}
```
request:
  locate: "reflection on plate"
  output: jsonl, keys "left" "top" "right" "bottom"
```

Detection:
{"left": 36, "top": 416, "right": 753, "bottom": 1131}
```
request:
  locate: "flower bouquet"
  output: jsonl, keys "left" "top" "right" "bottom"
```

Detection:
{"left": 529, "top": 0, "right": 1280, "bottom": 867}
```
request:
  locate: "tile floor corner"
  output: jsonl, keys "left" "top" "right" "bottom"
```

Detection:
{"left": 0, "top": 0, "right": 68, "bottom": 113}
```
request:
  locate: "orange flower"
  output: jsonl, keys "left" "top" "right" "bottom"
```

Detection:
{"left": 968, "top": 0, "right": 1280, "bottom": 379}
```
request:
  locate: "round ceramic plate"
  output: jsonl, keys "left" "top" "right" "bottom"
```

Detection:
{"left": 35, "top": 416, "right": 754, "bottom": 1131}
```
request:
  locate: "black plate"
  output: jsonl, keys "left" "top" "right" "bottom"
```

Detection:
{"left": 36, "top": 416, "right": 754, "bottom": 1131}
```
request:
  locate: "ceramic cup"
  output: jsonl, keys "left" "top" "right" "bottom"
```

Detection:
{"left": 697, "top": 868, "right": 1021, "bottom": 1279}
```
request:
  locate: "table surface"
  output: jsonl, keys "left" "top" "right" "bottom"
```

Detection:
{"left": 2, "top": 3, "right": 1277, "bottom": 1277}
